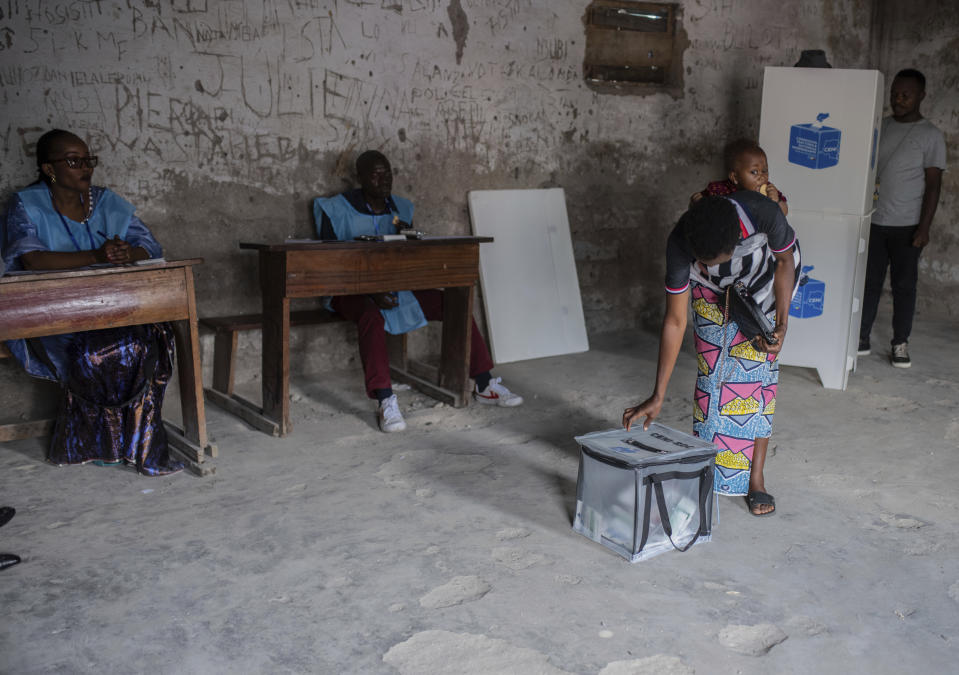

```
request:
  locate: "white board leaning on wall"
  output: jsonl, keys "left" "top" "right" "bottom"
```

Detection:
{"left": 468, "top": 188, "right": 589, "bottom": 364}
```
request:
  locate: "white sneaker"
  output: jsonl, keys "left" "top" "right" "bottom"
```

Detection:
{"left": 474, "top": 377, "right": 524, "bottom": 407}
{"left": 377, "top": 394, "right": 407, "bottom": 432}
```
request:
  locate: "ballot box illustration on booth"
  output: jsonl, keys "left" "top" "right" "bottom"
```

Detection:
{"left": 572, "top": 423, "right": 716, "bottom": 563}
{"left": 790, "top": 266, "right": 825, "bottom": 319}
{"left": 759, "top": 67, "right": 883, "bottom": 390}
{"left": 789, "top": 113, "right": 842, "bottom": 169}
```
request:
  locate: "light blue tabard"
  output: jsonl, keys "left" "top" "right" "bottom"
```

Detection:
{"left": 16, "top": 182, "right": 136, "bottom": 252}
{"left": 3, "top": 184, "right": 142, "bottom": 381}
{"left": 313, "top": 193, "right": 426, "bottom": 335}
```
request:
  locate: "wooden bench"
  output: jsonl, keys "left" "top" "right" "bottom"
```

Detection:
{"left": 0, "top": 343, "right": 56, "bottom": 442}
{"left": 201, "top": 310, "right": 364, "bottom": 435}
{"left": 201, "top": 310, "right": 344, "bottom": 396}
{"left": 199, "top": 309, "right": 428, "bottom": 435}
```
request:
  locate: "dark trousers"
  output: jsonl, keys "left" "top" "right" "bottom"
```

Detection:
{"left": 860, "top": 223, "right": 922, "bottom": 346}
{"left": 331, "top": 289, "right": 494, "bottom": 399}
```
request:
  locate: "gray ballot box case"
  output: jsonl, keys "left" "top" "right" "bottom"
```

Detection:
{"left": 573, "top": 423, "right": 717, "bottom": 562}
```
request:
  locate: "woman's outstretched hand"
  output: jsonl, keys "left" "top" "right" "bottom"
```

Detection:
{"left": 623, "top": 395, "right": 662, "bottom": 431}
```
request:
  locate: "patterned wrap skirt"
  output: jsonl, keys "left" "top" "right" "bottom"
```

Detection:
{"left": 690, "top": 285, "right": 778, "bottom": 496}
{"left": 46, "top": 323, "right": 183, "bottom": 476}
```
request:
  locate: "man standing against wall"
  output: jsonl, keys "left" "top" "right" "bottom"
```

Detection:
{"left": 859, "top": 68, "right": 947, "bottom": 368}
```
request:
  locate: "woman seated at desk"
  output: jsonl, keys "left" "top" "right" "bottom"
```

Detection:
{"left": 1, "top": 129, "right": 182, "bottom": 476}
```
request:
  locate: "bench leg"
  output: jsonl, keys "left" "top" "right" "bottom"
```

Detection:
{"left": 386, "top": 333, "right": 408, "bottom": 371}
{"left": 212, "top": 330, "right": 238, "bottom": 396}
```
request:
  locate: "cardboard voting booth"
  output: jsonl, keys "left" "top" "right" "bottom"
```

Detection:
{"left": 573, "top": 423, "right": 716, "bottom": 562}
{"left": 759, "top": 67, "right": 884, "bottom": 390}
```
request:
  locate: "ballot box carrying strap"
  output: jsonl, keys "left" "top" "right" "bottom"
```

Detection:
{"left": 639, "top": 467, "right": 712, "bottom": 553}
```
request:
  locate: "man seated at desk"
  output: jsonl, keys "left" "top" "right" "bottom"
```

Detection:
{"left": 1, "top": 129, "right": 182, "bottom": 476}
{"left": 313, "top": 150, "right": 523, "bottom": 433}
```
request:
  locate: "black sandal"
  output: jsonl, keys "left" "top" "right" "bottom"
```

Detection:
{"left": 745, "top": 491, "right": 776, "bottom": 516}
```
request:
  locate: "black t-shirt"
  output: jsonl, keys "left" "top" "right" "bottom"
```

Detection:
{"left": 664, "top": 191, "right": 796, "bottom": 294}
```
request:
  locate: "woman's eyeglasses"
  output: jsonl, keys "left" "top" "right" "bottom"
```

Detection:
{"left": 50, "top": 156, "right": 99, "bottom": 169}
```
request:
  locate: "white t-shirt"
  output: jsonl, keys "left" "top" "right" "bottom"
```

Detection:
{"left": 874, "top": 117, "right": 947, "bottom": 226}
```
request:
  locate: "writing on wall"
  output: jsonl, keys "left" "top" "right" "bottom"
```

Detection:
{"left": 0, "top": 0, "right": 588, "bottom": 195}
{"left": 0, "top": 0, "right": 869, "bottom": 203}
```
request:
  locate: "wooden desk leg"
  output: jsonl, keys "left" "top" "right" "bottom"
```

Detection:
{"left": 212, "top": 330, "right": 238, "bottom": 395}
{"left": 168, "top": 267, "right": 217, "bottom": 468}
{"left": 261, "top": 269, "right": 291, "bottom": 436}
{"left": 439, "top": 286, "right": 473, "bottom": 408}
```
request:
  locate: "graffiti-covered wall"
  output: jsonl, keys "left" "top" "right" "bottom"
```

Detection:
{"left": 0, "top": 0, "right": 878, "bottom": 415}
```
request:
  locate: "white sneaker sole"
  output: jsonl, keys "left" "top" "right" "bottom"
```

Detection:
{"left": 379, "top": 419, "right": 407, "bottom": 432}
{"left": 857, "top": 349, "right": 870, "bottom": 356}
{"left": 891, "top": 360, "right": 911, "bottom": 369}
{"left": 474, "top": 394, "right": 524, "bottom": 407}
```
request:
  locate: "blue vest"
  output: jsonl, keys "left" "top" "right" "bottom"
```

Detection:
{"left": 313, "top": 193, "right": 426, "bottom": 335}
{"left": 5, "top": 184, "right": 138, "bottom": 381}
{"left": 17, "top": 183, "right": 136, "bottom": 252}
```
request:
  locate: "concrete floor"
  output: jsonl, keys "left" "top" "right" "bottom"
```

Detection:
{"left": 1, "top": 317, "right": 957, "bottom": 674}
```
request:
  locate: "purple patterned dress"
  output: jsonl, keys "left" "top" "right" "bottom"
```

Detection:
{"left": 2, "top": 185, "right": 183, "bottom": 475}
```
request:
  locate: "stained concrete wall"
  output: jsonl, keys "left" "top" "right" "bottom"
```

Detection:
{"left": 0, "top": 0, "right": 891, "bottom": 420}
{"left": 870, "top": 0, "right": 959, "bottom": 322}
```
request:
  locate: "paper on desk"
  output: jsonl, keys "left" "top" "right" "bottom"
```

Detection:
{"left": 134, "top": 257, "right": 166, "bottom": 265}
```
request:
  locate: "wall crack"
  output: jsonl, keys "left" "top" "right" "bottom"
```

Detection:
{"left": 447, "top": 0, "right": 469, "bottom": 66}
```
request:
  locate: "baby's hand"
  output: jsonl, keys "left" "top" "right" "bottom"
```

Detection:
{"left": 689, "top": 190, "right": 705, "bottom": 207}
{"left": 764, "top": 182, "right": 781, "bottom": 203}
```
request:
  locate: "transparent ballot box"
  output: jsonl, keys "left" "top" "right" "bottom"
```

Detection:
{"left": 573, "top": 423, "right": 717, "bottom": 562}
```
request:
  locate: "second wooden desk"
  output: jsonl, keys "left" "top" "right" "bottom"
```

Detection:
{"left": 236, "top": 237, "right": 493, "bottom": 436}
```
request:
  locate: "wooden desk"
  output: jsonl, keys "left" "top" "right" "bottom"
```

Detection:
{"left": 0, "top": 259, "right": 216, "bottom": 473}
{"left": 233, "top": 237, "right": 493, "bottom": 436}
